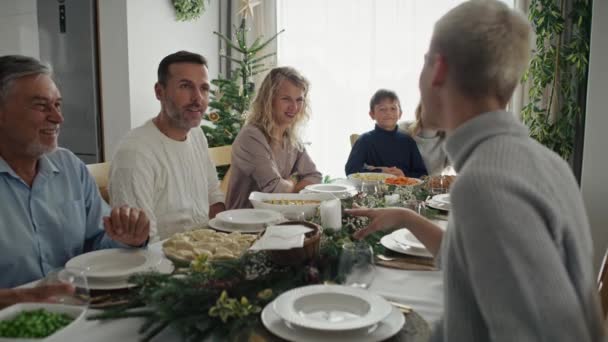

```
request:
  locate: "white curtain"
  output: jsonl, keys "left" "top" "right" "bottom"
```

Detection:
{"left": 276, "top": 0, "right": 513, "bottom": 178}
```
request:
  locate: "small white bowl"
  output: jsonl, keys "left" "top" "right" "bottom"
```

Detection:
{"left": 0, "top": 303, "right": 86, "bottom": 341}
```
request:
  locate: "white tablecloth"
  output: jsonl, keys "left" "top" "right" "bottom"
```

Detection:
{"left": 48, "top": 242, "right": 445, "bottom": 341}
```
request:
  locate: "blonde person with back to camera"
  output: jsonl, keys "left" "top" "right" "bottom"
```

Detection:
{"left": 348, "top": 1, "right": 605, "bottom": 341}
{"left": 399, "top": 102, "right": 450, "bottom": 176}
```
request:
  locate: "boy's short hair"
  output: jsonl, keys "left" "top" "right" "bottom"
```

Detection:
{"left": 369, "top": 89, "right": 402, "bottom": 113}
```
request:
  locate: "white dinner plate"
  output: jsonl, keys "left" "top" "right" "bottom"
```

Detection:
{"left": 380, "top": 235, "right": 433, "bottom": 258}
{"left": 390, "top": 229, "right": 426, "bottom": 250}
{"left": 347, "top": 172, "right": 394, "bottom": 185}
{"left": 68, "top": 258, "right": 174, "bottom": 290}
{"left": 0, "top": 303, "right": 86, "bottom": 342}
{"left": 273, "top": 284, "right": 392, "bottom": 332}
{"left": 426, "top": 199, "right": 450, "bottom": 211}
{"left": 208, "top": 217, "right": 266, "bottom": 234}
{"left": 216, "top": 209, "right": 283, "bottom": 228}
{"left": 432, "top": 194, "right": 450, "bottom": 205}
{"left": 262, "top": 303, "right": 404, "bottom": 342}
{"left": 304, "top": 183, "right": 357, "bottom": 197}
{"left": 66, "top": 249, "right": 160, "bottom": 279}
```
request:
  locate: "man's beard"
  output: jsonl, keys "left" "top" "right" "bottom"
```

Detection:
{"left": 165, "top": 99, "right": 201, "bottom": 130}
{"left": 26, "top": 140, "right": 57, "bottom": 157}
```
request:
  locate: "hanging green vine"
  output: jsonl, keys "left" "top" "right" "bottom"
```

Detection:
{"left": 172, "top": 0, "right": 208, "bottom": 22}
{"left": 522, "top": 0, "right": 591, "bottom": 162}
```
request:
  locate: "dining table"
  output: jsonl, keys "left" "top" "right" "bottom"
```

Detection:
{"left": 21, "top": 182, "right": 451, "bottom": 341}
{"left": 44, "top": 218, "right": 446, "bottom": 341}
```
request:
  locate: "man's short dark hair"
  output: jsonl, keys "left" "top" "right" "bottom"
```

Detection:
{"left": 157, "top": 51, "right": 208, "bottom": 85}
{"left": 369, "top": 89, "right": 402, "bottom": 113}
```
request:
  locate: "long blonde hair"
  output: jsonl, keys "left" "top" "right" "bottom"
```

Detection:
{"left": 408, "top": 102, "right": 445, "bottom": 138}
{"left": 246, "top": 67, "right": 311, "bottom": 150}
{"left": 408, "top": 103, "right": 423, "bottom": 136}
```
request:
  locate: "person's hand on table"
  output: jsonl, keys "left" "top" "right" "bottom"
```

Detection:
{"left": 0, "top": 284, "right": 75, "bottom": 309}
{"left": 379, "top": 167, "right": 405, "bottom": 177}
{"left": 103, "top": 206, "right": 150, "bottom": 247}
{"left": 346, "top": 207, "right": 413, "bottom": 239}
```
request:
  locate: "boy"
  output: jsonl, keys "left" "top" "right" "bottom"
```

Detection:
{"left": 345, "top": 89, "right": 427, "bottom": 178}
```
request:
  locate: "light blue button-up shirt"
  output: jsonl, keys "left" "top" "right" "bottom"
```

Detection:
{"left": 0, "top": 148, "right": 124, "bottom": 287}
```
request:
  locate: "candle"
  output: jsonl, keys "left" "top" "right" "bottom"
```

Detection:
{"left": 320, "top": 199, "right": 342, "bottom": 231}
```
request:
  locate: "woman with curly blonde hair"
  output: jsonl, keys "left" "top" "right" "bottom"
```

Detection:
{"left": 226, "top": 67, "right": 322, "bottom": 209}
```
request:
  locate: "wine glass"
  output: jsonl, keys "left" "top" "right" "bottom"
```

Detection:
{"left": 430, "top": 176, "right": 445, "bottom": 195}
{"left": 337, "top": 242, "right": 376, "bottom": 289}
{"left": 37, "top": 267, "right": 90, "bottom": 307}
{"left": 360, "top": 181, "right": 379, "bottom": 196}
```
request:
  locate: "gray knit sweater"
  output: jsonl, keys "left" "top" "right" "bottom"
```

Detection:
{"left": 432, "top": 111, "right": 604, "bottom": 342}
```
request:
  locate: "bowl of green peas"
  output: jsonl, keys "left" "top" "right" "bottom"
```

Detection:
{"left": 0, "top": 303, "right": 85, "bottom": 341}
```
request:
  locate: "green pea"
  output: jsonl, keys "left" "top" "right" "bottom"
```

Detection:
{"left": 0, "top": 309, "right": 75, "bottom": 338}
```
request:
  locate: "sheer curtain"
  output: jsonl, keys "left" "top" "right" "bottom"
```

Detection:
{"left": 276, "top": 0, "right": 513, "bottom": 178}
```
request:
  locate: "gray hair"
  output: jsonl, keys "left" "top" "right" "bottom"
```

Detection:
{"left": 431, "top": 0, "right": 532, "bottom": 105}
{"left": 0, "top": 55, "right": 52, "bottom": 106}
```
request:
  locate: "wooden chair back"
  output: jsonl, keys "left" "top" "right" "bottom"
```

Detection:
{"left": 208, "top": 145, "right": 233, "bottom": 194}
{"left": 350, "top": 134, "right": 360, "bottom": 147}
{"left": 86, "top": 162, "right": 110, "bottom": 203}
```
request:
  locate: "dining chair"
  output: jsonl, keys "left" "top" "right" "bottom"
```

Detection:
{"left": 208, "top": 145, "right": 232, "bottom": 194}
{"left": 597, "top": 246, "right": 608, "bottom": 319}
{"left": 86, "top": 162, "right": 110, "bottom": 203}
{"left": 350, "top": 134, "right": 360, "bottom": 147}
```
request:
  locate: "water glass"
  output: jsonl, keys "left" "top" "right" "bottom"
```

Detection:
{"left": 430, "top": 176, "right": 445, "bottom": 195}
{"left": 337, "top": 242, "right": 376, "bottom": 289}
{"left": 37, "top": 267, "right": 90, "bottom": 307}
{"left": 360, "top": 181, "right": 379, "bottom": 196}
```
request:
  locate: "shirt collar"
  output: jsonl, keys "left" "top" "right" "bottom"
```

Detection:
{"left": 374, "top": 124, "right": 399, "bottom": 134}
{"left": 444, "top": 111, "right": 529, "bottom": 172}
{"left": 0, "top": 153, "right": 60, "bottom": 179}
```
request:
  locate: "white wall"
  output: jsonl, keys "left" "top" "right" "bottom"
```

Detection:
{"left": 98, "top": 0, "right": 220, "bottom": 159}
{"left": 125, "top": 0, "right": 220, "bottom": 130}
{"left": 0, "top": 0, "right": 39, "bottom": 57}
{"left": 581, "top": 0, "right": 608, "bottom": 271}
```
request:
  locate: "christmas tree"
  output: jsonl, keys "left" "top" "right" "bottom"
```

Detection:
{"left": 202, "top": 17, "right": 284, "bottom": 148}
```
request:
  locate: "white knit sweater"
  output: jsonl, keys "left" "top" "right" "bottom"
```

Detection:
{"left": 432, "top": 111, "right": 604, "bottom": 342}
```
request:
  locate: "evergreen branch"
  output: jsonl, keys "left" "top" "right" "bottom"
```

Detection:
{"left": 219, "top": 54, "right": 243, "bottom": 65}
{"left": 212, "top": 31, "right": 245, "bottom": 54}
{"left": 250, "top": 52, "right": 277, "bottom": 65}
{"left": 249, "top": 29, "right": 285, "bottom": 54}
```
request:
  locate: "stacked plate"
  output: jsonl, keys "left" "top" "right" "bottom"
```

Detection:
{"left": 209, "top": 208, "right": 284, "bottom": 233}
{"left": 426, "top": 194, "right": 450, "bottom": 211}
{"left": 380, "top": 229, "right": 433, "bottom": 258}
{"left": 65, "top": 249, "right": 173, "bottom": 290}
{"left": 301, "top": 183, "right": 357, "bottom": 199}
{"left": 262, "top": 284, "right": 405, "bottom": 342}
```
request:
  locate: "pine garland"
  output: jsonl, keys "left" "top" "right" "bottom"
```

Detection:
{"left": 89, "top": 181, "right": 438, "bottom": 341}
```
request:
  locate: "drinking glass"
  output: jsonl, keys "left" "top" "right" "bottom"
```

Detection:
{"left": 430, "top": 176, "right": 445, "bottom": 195}
{"left": 37, "top": 267, "right": 90, "bottom": 307}
{"left": 360, "top": 181, "right": 379, "bottom": 196}
{"left": 337, "top": 242, "right": 376, "bottom": 289}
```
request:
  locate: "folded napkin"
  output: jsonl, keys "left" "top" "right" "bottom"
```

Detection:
{"left": 249, "top": 225, "right": 312, "bottom": 251}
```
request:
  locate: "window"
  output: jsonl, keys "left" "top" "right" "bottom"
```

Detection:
{"left": 277, "top": 0, "right": 513, "bottom": 178}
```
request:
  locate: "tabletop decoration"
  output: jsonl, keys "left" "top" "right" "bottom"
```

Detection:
{"left": 89, "top": 181, "right": 445, "bottom": 341}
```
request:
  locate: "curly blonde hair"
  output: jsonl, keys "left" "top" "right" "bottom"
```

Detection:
{"left": 246, "top": 67, "right": 311, "bottom": 150}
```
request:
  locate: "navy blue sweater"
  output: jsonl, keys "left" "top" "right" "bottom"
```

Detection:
{"left": 345, "top": 125, "right": 428, "bottom": 178}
